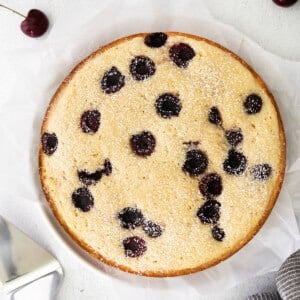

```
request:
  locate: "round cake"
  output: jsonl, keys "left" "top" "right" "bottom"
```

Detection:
{"left": 39, "top": 32, "right": 285, "bottom": 277}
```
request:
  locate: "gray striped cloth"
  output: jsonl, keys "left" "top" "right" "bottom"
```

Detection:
{"left": 247, "top": 292, "right": 281, "bottom": 300}
{"left": 247, "top": 249, "right": 300, "bottom": 300}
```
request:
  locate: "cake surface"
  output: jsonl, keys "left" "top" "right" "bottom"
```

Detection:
{"left": 39, "top": 32, "right": 285, "bottom": 277}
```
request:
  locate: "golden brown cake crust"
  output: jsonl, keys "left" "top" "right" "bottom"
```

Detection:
{"left": 39, "top": 32, "right": 286, "bottom": 277}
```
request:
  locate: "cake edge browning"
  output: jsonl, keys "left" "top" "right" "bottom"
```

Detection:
{"left": 39, "top": 32, "right": 286, "bottom": 277}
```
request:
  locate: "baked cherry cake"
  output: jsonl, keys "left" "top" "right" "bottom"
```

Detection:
{"left": 39, "top": 32, "right": 285, "bottom": 277}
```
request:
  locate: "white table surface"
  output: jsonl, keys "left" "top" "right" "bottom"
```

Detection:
{"left": 0, "top": 0, "right": 300, "bottom": 299}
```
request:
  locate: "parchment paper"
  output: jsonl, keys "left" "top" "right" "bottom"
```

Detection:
{"left": 0, "top": 0, "right": 300, "bottom": 297}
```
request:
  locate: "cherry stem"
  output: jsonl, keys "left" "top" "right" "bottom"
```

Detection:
{"left": 0, "top": 4, "right": 26, "bottom": 18}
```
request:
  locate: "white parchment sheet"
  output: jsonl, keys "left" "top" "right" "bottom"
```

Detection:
{"left": 0, "top": 0, "right": 299, "bottom": 298}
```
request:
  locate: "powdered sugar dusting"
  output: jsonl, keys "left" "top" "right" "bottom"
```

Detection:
{"left": 40, "top": 33, "right": 284, "bottom": 274}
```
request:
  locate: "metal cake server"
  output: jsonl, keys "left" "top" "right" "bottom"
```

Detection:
{"left": 0, "top": 215, "right": 63, "bottom": 299}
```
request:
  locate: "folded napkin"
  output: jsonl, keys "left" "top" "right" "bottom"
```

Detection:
{"left": 247, "top": 250, "right": 300, "bottom": 300}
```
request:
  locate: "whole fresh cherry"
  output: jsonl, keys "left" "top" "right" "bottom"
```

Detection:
{"left": 272, "top": 0, "right": 298, "bottom": 7}
{"left": 21, "top": 9, "right": 49, "bottom": 37}
{"left": 0, "top": 4, "right": 49, "bottom": 38}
